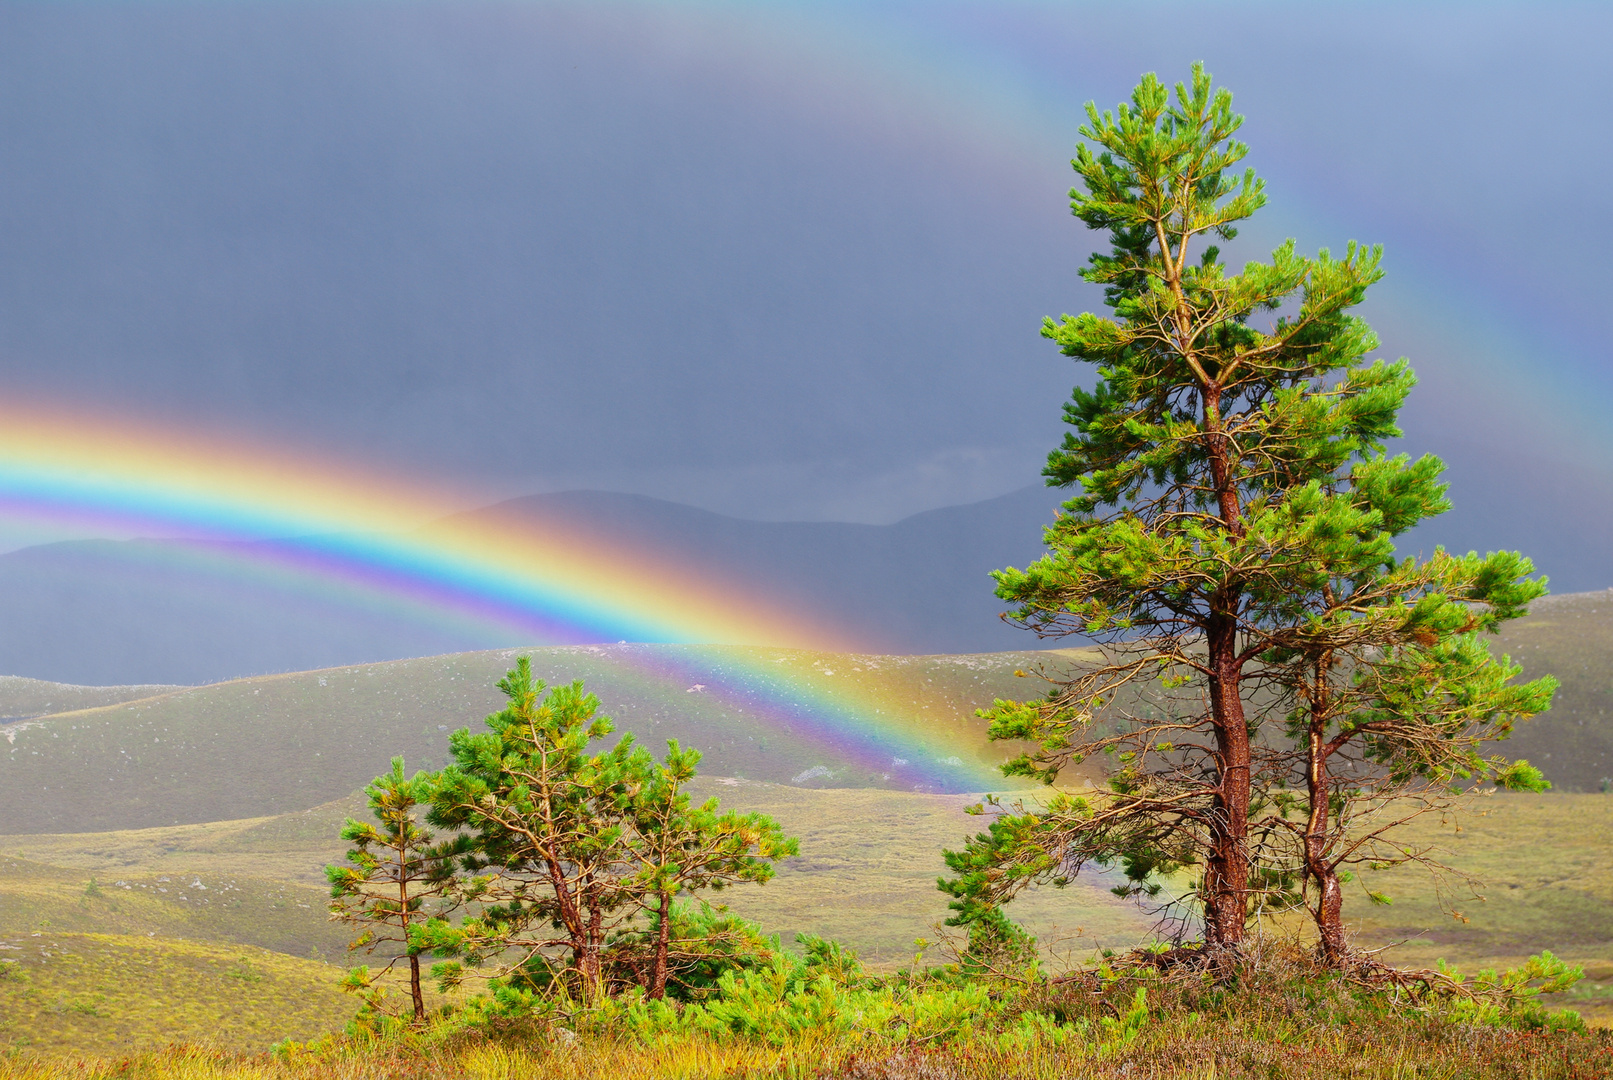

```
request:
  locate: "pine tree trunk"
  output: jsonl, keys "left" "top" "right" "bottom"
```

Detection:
{"left": 409, "top": 953, "right": 425, "bottom": 1022}
{"left": 1200, "top": 385, "right": 1250, "bottom": 951}
{"left": 1312, "top": 860, "right": 1346, "bottom": 965}
{"left": 1204, "top": 611, "right": 1250, "bottom": 949}
{"left": 545, "top": 857, "right": 600, "bottom": 999}
{"left": 1305, "top": 675, "right": 1347, "bottom": 965}
{"left": 649, "top": 890, "right": 673, "bottom": 1000}
{"left": 578, "top": 880, "right": 606, "bottom": 1000}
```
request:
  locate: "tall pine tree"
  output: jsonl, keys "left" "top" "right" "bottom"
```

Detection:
{"left": 948, "top": 64, "right": 1552, "bottom": 956}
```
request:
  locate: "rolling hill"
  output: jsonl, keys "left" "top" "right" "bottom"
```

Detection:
{"left": 3, "top": 588, "right": 1611, "bottom": 838}
{"left": 0, "top": 644, "right": 1081, "bottom": 834}
{"left": 4, "top": 610, "right": 1613, "bottom": 1054}
{"left": 0, "top": 676, "right": 181, "bottom": 723}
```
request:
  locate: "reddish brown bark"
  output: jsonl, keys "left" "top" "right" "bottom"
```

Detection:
{"left": 408, "top": 953, "right": 425, "bottom": 1022}
{"left": 648, "top": 890, "right": 674, "bottom": 1000}
{"left": 1204, "top": 610, "right": 1251, "bottom": 948}
{"left": 582, "top": 877, "right": 607, "bottom": 996}
{"left": 392, "top": 829, "right": 427, "bottom": 1023}
{"left": 1199, "top": 382, "right": 1251, "bottom": 949}
{"left": 1304, "top": 657, "right": 1348, "bottom": 965}
{"left": 542, "top": 855, "right": 605, "bottom": 998}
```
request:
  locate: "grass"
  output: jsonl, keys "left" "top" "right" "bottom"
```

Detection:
{"left": 677, "top": 781, "right": 1155, "bottom": 965}
{"left": 0, "top": 933, "right": 346, "bottom": 1056}
{"left": 0, "top": 966, "right": 1607, "bottom": 1079}
{"left": 1, "top": 783, "right": 1153, "bottom": 972}
{"left": 5, "top": 782, "right": 1611, "bottom": 1056}
{"left": 1341, "top": 790, "right": 1613, "bottom": 1025}
{"left": 0, "top": 854, "right": 353, "bottom": 962}
{"left": 0, "top": 645, "right": 1075, "bottom": 834}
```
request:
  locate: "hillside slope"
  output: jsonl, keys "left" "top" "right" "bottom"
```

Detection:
{"left": 0, "top": 677, "right": 178, "bottom": 723}
{"left": 4, "top": 589, "right": 1610, "bottom": 837}
{"left": 0, "top": 644, "right": 1079, "bottom": 834}
{"left": 1490, "top": 589, "right": 1613, "bottom": 792}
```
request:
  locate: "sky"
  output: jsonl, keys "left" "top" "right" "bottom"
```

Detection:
{"left": 0, "top": 1, "right": 1608, "bottom": 590}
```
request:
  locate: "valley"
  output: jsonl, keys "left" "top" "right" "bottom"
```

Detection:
{"left": 4, "top": 595, "right": 1612, "bottom": 1055}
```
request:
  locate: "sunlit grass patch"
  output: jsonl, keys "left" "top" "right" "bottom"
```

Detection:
{"left": 0, "top": 933, "right": 346, "bottom": 1056}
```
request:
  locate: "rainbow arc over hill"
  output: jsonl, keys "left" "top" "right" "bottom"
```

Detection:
{"left": 0, "top": 401, "right": 1013, "bottom": 791}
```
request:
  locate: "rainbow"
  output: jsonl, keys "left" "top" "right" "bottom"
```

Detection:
{"left": 0, "top": 398, "right": 850, "bottom": 649}
{"left": 0, "top": 398, "right": 1013, "bottom": 791}
{"left": 536, "top": 643, "right": 1016, "bottom": 792}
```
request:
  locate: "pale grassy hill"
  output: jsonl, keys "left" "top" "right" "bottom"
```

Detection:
{"left": 0, "top": 645, "right": 1083, "bottom": 834}
{"left": 1490, "top": 589, "right": 1613, "bottom": 791}
{"left": 4, "top": 590, "right": 1611, "bottom": 839}
{"left": 0, "top": 676, "right": 179, "bottom": 722}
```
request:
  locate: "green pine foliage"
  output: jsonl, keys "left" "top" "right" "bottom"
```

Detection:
{"left": 325, "top": 758, "right": 470, "bottom": 1022}
{"left": 618, "top": 741, "right": 798, "bottom": 998}
{"left": 949, "top": 63, "right": 1556, "bottom": 961}
{"left": 400, "top": 658, "right": 796, "bottom": 1002}
{"left": 602, "top": 902, "right": 783, "bottom": 1003}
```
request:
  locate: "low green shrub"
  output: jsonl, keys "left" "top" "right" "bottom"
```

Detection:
{"left": 1436, "top": 951, "right": 1586, "bottom": 1033}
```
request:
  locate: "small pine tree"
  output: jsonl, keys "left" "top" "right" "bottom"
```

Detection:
{"left": 326, "top": 757, "right": 468, "bottom": 1022}
{"left": 626, "top": 740, "right": 797, "bottom": 999}
{"left": 1268, "top": 575, "right": 1555, "bottom": 963}
{"left": 425, "top": 659, "right": 797, "bottom": 1001}
{"left": 427, "top": 662, "right": 640, "bottom": 999}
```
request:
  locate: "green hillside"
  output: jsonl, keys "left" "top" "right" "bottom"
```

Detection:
{"left": 4, "top": 592, "right": 1607, "bottom": 836}
{"left": 1490, "top": 589, "right": 1613, "bottom": 791}
{"left": 0, "top": 645, "right": 1078, "bottom": 834}
{"left": 0, "top": 931, "right": 348, "bottom": 1056}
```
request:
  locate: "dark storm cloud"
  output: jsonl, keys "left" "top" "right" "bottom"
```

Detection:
{"left": 0, "top": 1, "right": 1607, "bottom": 590}
{"left": 0, "top": 2, "right": 1081, "bottom": 519}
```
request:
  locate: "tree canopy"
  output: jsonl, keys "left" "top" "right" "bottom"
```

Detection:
{"left": 322, "top": 659, "right": 798, "bottom": 1004}
{"left": 944, "top": 63, "right": 1555, "bottom": 961}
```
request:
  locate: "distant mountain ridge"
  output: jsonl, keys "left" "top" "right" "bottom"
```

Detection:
{"left": 440, "top": 486, "right": 1064, "bottom": 652}
{"left": 0, "top": 486, "right": 1065, "bottom": 686}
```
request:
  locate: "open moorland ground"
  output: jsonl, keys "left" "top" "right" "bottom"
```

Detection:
{"left": 2, "top": 593, "right": 1611, "bottom": 1057}
{"left": 3, "top": 783, "right": 1611, "bottom": 1056}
